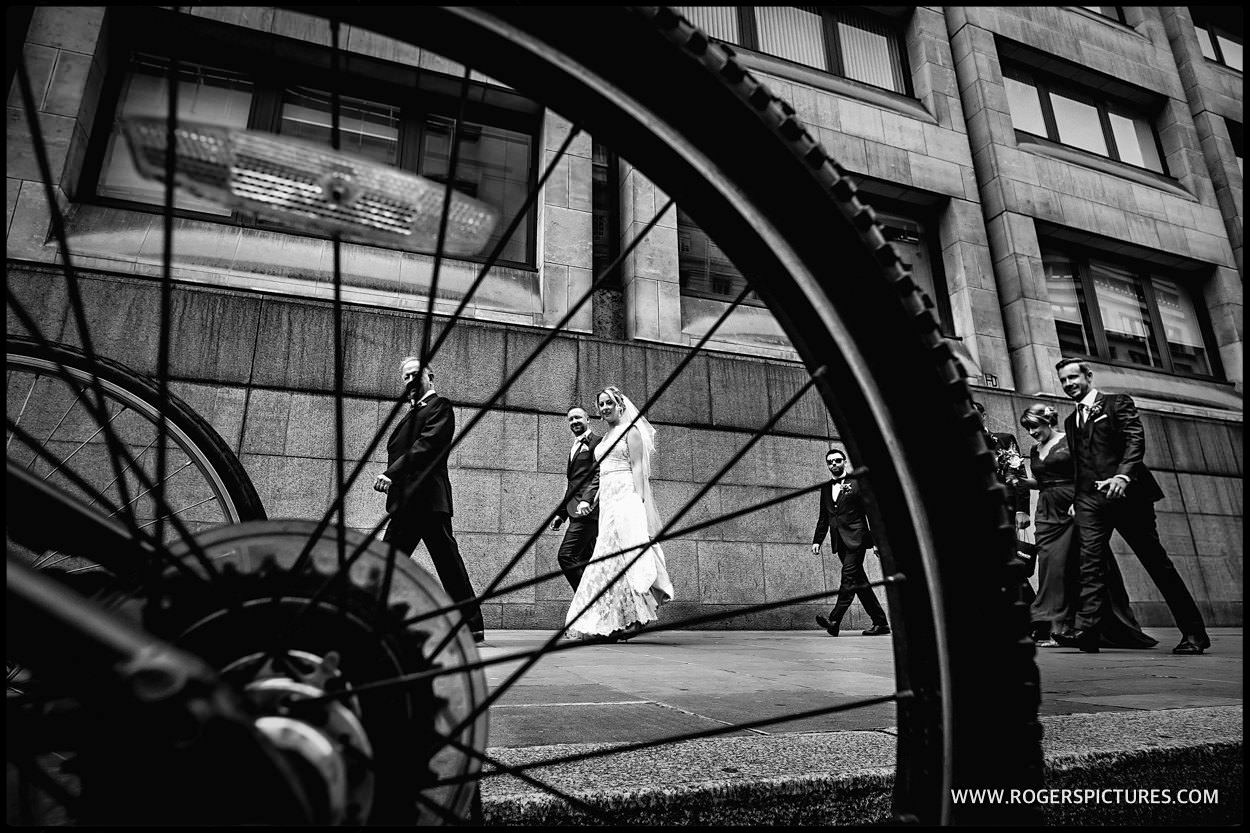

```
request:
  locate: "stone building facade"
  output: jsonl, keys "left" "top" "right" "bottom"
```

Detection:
{"left": 7, "top": 6, "right": 1242, "bottom": 628}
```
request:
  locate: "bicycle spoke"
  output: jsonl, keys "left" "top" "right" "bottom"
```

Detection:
{"left": 400, "top": 480, "right": 829, "bottom": 629}
{"left": 415, "top": 284, "right": 759, "bottom": 656}
{"left": 436, "top": 370, "right": 827, "bottom": 743}
{"left": 6, "top": 373, "right": 41, "bottom": 452}
{"left": 296, "top": 575, "right": 904, "bottom": 709}
{"left": 13, "top": 59, "right": 145, "bottom": 537}
{"left": 258, "top": 198, "right": 677, "bottom": 666}
{"left": 38, "top": 405, "right": 127, "bottom": 482}
{"left": 442, "top": 736, "right": 614, "bottom": 823}
{"left": 23, "top": 387, "right": 87, "bottom": 472}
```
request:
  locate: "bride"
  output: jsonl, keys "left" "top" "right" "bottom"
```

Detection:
{"left": 565, "top": 386, "right": 674, "bottom": 640}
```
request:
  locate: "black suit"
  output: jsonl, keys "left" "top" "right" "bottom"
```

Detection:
{"left": 814, "top": 478, "right": 887, "bottom": 628}
{"left": 1064, "top": 392, "right": 1204, "bottom": 637}
{"left": 382, "top": 392, "right": 482, "bottom": 633}
{"left": 556, "top": 431, "right": 602, "bottom": 590}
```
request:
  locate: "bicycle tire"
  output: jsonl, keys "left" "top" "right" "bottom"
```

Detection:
{"left": 5, "top": 5, "right": 1044, "bottom": 825}
{"left": 312, "top": 6, "right": 1043, "bottom": 823}
{"left": 6, "top": 336, "right": 266, "bottom": 527}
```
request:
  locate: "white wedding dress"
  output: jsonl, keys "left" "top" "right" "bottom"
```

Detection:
{"left": 565, "top": 424, "right": 673, "bottom": 637}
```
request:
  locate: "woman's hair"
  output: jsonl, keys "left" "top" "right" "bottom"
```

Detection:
{"left": 1020, "top": 403, "right": 1059, "bottom": 429}
{"left": 597, "top": 386, "right": 626, "bottom": 409}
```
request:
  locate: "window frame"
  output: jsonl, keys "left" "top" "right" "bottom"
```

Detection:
{"left": 1078, "top": 7, "right": 1126, "bottom": 25}
{"left": 1043, "top": 243, "right": 1223, "bottom": 380}
{"left": 1191, "top": 7, "right": 1244, "bottom": 72}
{"left": 677, "top": 6, "right": 913, "bottom": 97}
{"left": 1003, "top": 64, "right": 1169, "bottom": 177}
{"left": 79, "top": 7, "right": 543, "bottom": 268}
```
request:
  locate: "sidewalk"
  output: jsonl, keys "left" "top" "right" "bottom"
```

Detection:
{"left": 475, "top": 627, "right": 1243, "bottom": 824}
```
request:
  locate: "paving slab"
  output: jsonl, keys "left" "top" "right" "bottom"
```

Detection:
{"left": 474, "top": 628, "right": 1242, "bottom": 824}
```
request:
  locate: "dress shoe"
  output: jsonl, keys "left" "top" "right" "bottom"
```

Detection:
{"left": 471, "top": 630, "right": 486, "bottom": 644}
{"left": 1172, "top": 634, "right": 1208, "bottom": 655}
{"left": 815, "top": 614, "right": 839, "bottom": 636}
{"left": 862, "top": 624, "right": 890, "bottom": 636}
{"left": 1053, "top": 629, "right": 1099, "bottom": 653}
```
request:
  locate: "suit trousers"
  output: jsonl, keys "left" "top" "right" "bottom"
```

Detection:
{"left": 557, "top": 518, "right": 599, "bottom": 591}
{"left": 384, "top": 510, "right": 484, "bottom": 633}
{"left": 828, "top": 546, "right": 888, "bottom": 627}
{"left": 1072, "top": 490, "right": 1204, "bottom": 635}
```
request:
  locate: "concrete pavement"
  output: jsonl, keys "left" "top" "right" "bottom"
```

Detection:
{"left": 473, "top": 627, "right": 1243, "bottom": 824}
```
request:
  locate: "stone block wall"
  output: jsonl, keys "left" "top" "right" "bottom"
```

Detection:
{"left": 8, "top": 263, "right": 1241, "bottom": 627}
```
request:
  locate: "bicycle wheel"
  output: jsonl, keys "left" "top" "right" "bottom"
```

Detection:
{"left": 6, "top": 336, "right": 266, "bottom": 557}
{"left": 6, "top": 5, "right": 1041, "bottom": 825}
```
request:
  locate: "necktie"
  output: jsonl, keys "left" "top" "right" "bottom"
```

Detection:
{"left": 570, "top": 437, "right": 586, "bottom": 460}
{"left": 1078, "top": 404, "right": 1087, "bottom": 428}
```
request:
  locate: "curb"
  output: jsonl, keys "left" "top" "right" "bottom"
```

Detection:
{"left": 481, "top": 706, "right": 1243, "bottom": 825}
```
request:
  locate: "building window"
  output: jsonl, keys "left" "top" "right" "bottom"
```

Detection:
{"left": 1044, "top": 248, "right": 1215, "bottom": 377}
{"left": 677, "top": 208, "right": 764, "bottom": 308}
{"left": 1004, "top": 65, "right": 1166, "bottom": 175}
{"left": 97, "top": 57, "right": 253, "bottom": 216}
{"left": 673, "top": 6, "right": 910, "bottom": 95}
{"left": 88, "top": 48, "right": 538, "bottom": 265}
{"left": 591, "top": 140, "right": 621, "bottom": 287}
{"left": 1079, "top": 7, "right": 1126, "bottom": 23}
{"left": 1192, "top": 7, "right": 1243, "bottom": 72}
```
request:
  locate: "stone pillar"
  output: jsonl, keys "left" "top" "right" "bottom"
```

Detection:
{"left": 617, "top": 159, "right": 681, "bottom": 343}
{"left": 539, "top": 113, "right": 594, "bottom": 332}
{"left": 7, "top": 6, "right": 108, "bottom": 262}
{"left": 946, "top": 13, "right": 1030, "bottom": 391}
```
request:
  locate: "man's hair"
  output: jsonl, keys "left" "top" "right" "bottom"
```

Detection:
{"left": 826, "top": 447, "right": 846, "bottom": 461}
{"left": 1054, "top": 356, "right": 1091, "bottom": 376}
{"left": 567, "top": 405, "right": 589, "bottom": 417}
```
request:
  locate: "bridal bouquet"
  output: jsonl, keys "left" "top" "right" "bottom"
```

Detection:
{"left": 993, "top": 441, "right": 1025, "bottom": 485}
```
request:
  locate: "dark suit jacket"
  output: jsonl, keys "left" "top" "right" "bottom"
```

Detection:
{"left": 813, "top": 478, "right": 873, "bottom": 552}
{"left": 987, "top": 430, "right": 1031, "bottom": 515}
{"left": 1063, "top": 392, "right": 1164, "bottom": 503}
{"left": 557, "top": 431, "right": 601, "bottom": 521}
{"left": 385, "top": 393, "right": 455, "bottom": 516}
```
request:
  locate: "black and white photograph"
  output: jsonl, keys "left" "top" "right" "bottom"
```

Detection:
{"left": 6, "top": 5, "right": 1242, "bottom": 826}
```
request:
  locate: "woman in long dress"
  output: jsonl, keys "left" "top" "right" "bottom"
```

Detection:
{"left": 1017, "top": 403, "right": 1156, "bottom": 649}
{"left": 565, "top": 386, "right": 673, "bottom": 640}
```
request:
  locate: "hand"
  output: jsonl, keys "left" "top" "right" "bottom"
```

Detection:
{"left": 575, "top": 500, "right": 591, "bottom": 517}
{"left": 1095, "top": 477, "right": 1128, "bottom": 499}
{"left": 550, "top": 517, "right": 564, "bottom": 531}
{"left": 1015, "top": 511, "right": 1031, "bottom": 530}
{"left": 811, "top": 543, "right": 821, "bottom": 555}
{"left": 373, "top": 473, "right": 392, "bottom": 494}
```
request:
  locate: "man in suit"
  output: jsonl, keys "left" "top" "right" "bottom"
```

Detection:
{"left": 1052, "top": 357, "right": 1209, "bottom": 655}
{"left": 374, "top": 356, "right": 484, "bottom": 643}
{"left": 549, "top": 406, "right": 601, "bottom": 590}
{"left": 813, "top": 448, "right": 890, "bottom": 636}
{"left": 973, "top": 400, "right": 1035, "bottom": 605}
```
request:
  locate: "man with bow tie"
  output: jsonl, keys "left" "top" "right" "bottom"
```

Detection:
{"left": 1053, "top": 357, "right": 1209, "bottom": 656}
{"left": 374, "top": 356, "right": 484, "bottom": 643}
{"left": 813, "top": 448, "right": 890, "bottom": 637}
{"left": 550, "top": 406, "right": 601, "bottom": 590}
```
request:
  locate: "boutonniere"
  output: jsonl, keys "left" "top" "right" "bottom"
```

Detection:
{"left": 1086, "top": 401, "right": 1105, "bottom": 420}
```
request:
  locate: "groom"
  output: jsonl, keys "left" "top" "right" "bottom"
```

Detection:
{"left": 550, "top": 406, "right": 601, "bottom": 590}
{"left": 813, "top": 448, "right": 890, "bottom": 637}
